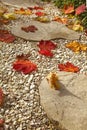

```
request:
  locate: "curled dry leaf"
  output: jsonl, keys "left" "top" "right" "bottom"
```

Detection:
{"left": 14, "top": 8, "right": 32, "bottom": 15}
{"left": 0, "top": 30, "right": 15, "bottom": 43}
{"left": 16, "top": 53, "right": 30, "bottom": 60}
{"left": 37, "top": 40, "right": 57, "bottom": 57}
{"left": 53, "top": 16, "right": 68, "bottom": 24}
{"left": 75, "top": 4, "right": 86, "bottom": 15}
{"left": 13, "top": 59, "right": 37, "bottom": 74}
{"left": 0, "top": 88, "right": 4, "bottom": 106}
{"left": 63, "top": 4, "right": 74, "bottom": 14}
{"left": 21, "top": 25, "right": 38, "bottom": 33}
{"left": 58, "top": 62, "right": 80, "bottom": 73}
{"left": 65, "top": 41, "right": 87, "bottom": 53}
{"left": 46, "top": 72, "right": 61, "bottom": 90}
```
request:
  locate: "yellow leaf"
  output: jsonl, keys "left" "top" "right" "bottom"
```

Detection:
{"left": 14, "top": 8, "right": 32, "bottom": 15}
{"left": 35, "top": 16, "right": 50, "bottom": 23}
{"left": 3, "top": 13, "right": 16, "bottom": 20}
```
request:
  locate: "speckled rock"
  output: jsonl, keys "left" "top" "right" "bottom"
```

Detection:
{"left": 11, "top": 21, "right": 81, "bottom": 41}
{"left": 39, "top": 71, "right": 87, "bottom": 130}
{"left": 1, "top": 0, "right": 38, "bottom": 7}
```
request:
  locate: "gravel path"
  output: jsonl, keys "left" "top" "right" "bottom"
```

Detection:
{"left": 0, "top": 2, "right": 87, "bottom": 130}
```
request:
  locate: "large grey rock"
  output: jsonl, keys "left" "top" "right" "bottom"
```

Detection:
{"left": 1, "top": 0, "right": 38, "bottom": 7}
{"left": 39, "top": 71, "right": 87, "bottom": 130}
{"left": 11, "top": 21, "right": 81, "bottom": 41}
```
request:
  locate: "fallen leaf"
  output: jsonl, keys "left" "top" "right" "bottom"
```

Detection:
{"left": 75, "top": 4, "right": 86, "bottom": 15}
{"left": 53, "top": 16, "right": 68, "bottom": 24}
{"left": 13, "top": 59, "right": 37, "bottom": 74}
{"left": 0, "top": 88, "right": 4, "bottom": 106}
{"left": 65, "top": 41, "right": 87, "bottom": 52}
{"left": 14, "top": 8, "right": 32, "bottom": 15}
{"left": 0, "top": 119, "right": 4, "bottom": 126}
{"left": 16, "top": 53, "right": 30, "bottom": 60}
{"left": 37, "top": 40, "right": 57, "bottom": 57}
{"left": 58, "top": 62, "right": 80, "bottom": 73}
{"left": 35, "top": 16, "right": 50, "bottom": 23}
{"left": 63, "top": 4, "right": 74, "bottom": 14}
{"left": 3, "top": 13, "right": 16, "bottom": 20}
{"left": 38, "top": 49, "right": 53, "bottom": 57}
{"left": 35, "top": 11, "right": 46, "bottom": 17}
{"left": 85, "top": 29, "right": 87, "bottom": 36}
{"left": 0, "top": 19, "right": 9, "bottom": 24}
{"left": 21, "top": 25, "right": 38, "bottom": 33}
{"left": 33, "top": 6, "right": 44, "bottom": 10}
{"left": 38, "top": 40, "right": 57, "bottom": 50}
{"left": 46, "top": 72, "right": 61, "bottom": 90}
{"left": 0, "top": 30, "right": 15, "bottom": 43}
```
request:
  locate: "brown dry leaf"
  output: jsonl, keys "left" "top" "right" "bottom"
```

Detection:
{"left": 46, "top": 72, "right": 61, "bottom": 90}
{"left": 65, "top": 41, "right": 87, "bottom": 53}
{"left": 0, "top": 6, "right": 7, "bottom": 16}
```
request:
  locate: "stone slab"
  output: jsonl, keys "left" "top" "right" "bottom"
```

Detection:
{"left": 1, "top": 0, "right": 38, "bottom": 7}
{"left": 39, "top": 71, "right": 87, "bottom": 130}
{"left": 11, "top": 21, "right": 81, "bottom": 41}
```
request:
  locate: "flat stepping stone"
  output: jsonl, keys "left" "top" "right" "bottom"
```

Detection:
{"left": 11, "top": 21, "right": 81, "bottom": 41}
{"left": 39, "top": 71, "right": 87, "bottom": 130}
{"left": 1, "top": 0, "right": 38, "bottom": 7}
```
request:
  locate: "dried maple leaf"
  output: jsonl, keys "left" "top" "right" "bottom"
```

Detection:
{"left": 65, "top": 41, "right": 87, "bottom": 53}
{"left": 0, "top": 88, "right": 4, "bottom": 106}
{"left": 63, "top": 4, "right": 74, "bottom": 14}
{"left": 38, "top": 40, "right": 57, "bottom": 57}
{"left": 53, "top": 16, "right": 68, "bottom": 24}
{"left": 75, "top": 4, "right": 86, "bottom": 15}
{"left": 38, "top": 49, "right": 53, "bottom": 57}
{"left": 16, "top": 53, "right": 30, "bottom": 60}
{"left": 58, "top": 62, "right": 80, "bottom": 73}
{"left": 0, "top": 19, "right": 9, "bottom": 24}
{"left": 14, "top": 8, "right": 32, "bottom": 15}
{"left": 21, "top": 25, "right": 38, "bottom": 33}
{"left": 35, "top": 11, "right": 46, "bottom": 17}
{"left": 38, "top": 40, "right": 57, "bottom": 50}
{"left": 0, "top": 30, "right": 15, "bottom": 43}
{"left": 13, "top": 59, "right": 37, "bottom": 74}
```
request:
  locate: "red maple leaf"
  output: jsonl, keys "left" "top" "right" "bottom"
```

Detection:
{"left": 58, "top": 62, "right": 80, "bottom": 73}
{"left": 38, "top": 40, "right": 57, "bottom": 50}
{"left": 13, "top": 59, "right": 37, "bottom": 74}
{"left": 0, "top": 88, "right": 4, "bottom": 106}
{"left": 21, "top": 25, "right": 38, "bottom": 33}
{"left": 37, "top": 40, "right": 57, "bottom": 57}
{"left": 35, "top": 11, "right": 45, "bottom": 16}
{"left": 0, "top": 30, "right": 15, "bottom": 43}
{"left": 75, "top": 4, "right": 86, "bottom": 15}
{"left": 38, "top": 49, "right": 53, "bottom": 57}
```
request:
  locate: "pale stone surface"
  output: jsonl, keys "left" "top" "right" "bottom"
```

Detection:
{"left": 1, "top": 0, "right": 38, "bottom": 7}
{"left": 11, "top": 21, "right": 81, "bottom": 41}
{"left": 39, "top": 71, "right": 87, "bottom": 130}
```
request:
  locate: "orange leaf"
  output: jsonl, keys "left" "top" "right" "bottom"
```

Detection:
{"left": 63, "top": 4, "right": 74, "bottom": 14}
{"left": 0, "top": 88, "right": 4, "bottom": 106}
{"left": 53, "top": 16, "right": 68, "bottom": 24}
{"left": 65, "top": 41, "right": 87, "bottom": 53}
{"left": 14, "top": 8, "right": 32, "bottom": 15}
{"left": 13, "top": 59, "right": 37, "bottom": 74}
{"left": 58, "top": 62, "right": 80, "bottom": 73}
